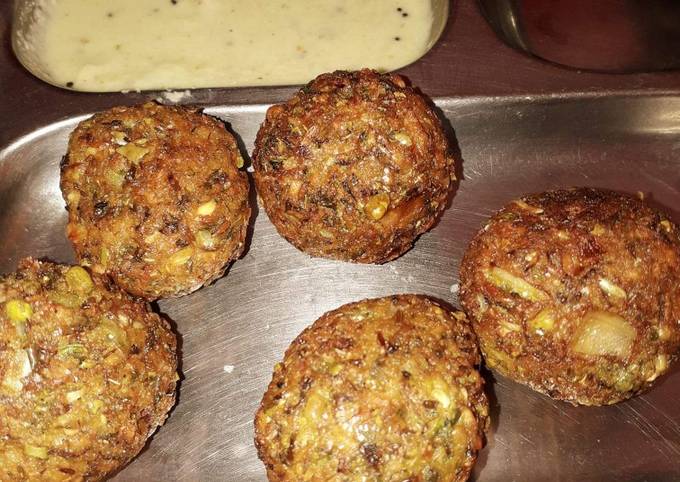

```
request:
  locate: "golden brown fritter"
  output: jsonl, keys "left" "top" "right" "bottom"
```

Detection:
{"left": 0, "top": 258, "right": 177, "bottom": 481}
{"left": 253, "top": 70, "right": 455, "bottom": 263}
{"left": 460, "top": 188, "right": 680, "bottom": 405}
{"left": 255, "top": 295, "right": 488, "bottom": 482}
{"left": 61, "top": 102, "right": 250, "bottom": 300}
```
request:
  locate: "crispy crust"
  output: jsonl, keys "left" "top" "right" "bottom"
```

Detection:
{"left": 60, "top": 102, "right": 251, "bottom": 300}
{"left": 253, "top": 70, "right": 455, "bottom": 263}
{"left": 0, "top": 258, "right": 177, "bottom": 481}
{"left": 255, "top": 295, "right": 488, "bottom": 482}
{"left": 460, "top": 188, "right": 680, "bottom": 405}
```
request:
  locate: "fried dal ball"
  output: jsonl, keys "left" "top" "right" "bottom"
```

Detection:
{"left": 255, "top": 295, "right": 488, "bottom": 482}
{"left": 0, "top": 258, "right": 177, "bottom": 480}
{"left": 460, "top": 188, "right": 680, "bottom": 405}
{"left": 253, "top": 69, "right": 455, "bottom": 263}
{"left": 61, "top": 102, "right": 250, "bottom": 299}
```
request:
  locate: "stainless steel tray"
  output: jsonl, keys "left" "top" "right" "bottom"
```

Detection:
{"left": 1, "top": 93, "right": 679, "bottom": 481}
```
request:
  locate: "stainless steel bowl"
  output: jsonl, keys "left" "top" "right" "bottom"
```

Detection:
{"left": 478, "top": 0, "right": 680, "bottom": 72}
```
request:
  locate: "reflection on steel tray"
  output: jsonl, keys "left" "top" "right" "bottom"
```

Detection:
{"left": 1, "top": 93, "right": 679, "bottom": 481}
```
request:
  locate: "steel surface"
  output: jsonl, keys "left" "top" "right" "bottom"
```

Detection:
{"left": 1, "top": 95, "right": 679, "bottom": 481}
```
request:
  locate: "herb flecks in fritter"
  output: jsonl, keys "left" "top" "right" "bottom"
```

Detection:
{"left": 253, "top": 70, "right": 455, "bottom": 264}
{"left": 61, "top": 102, "right": 250, "bottom": 300}
{"left": 0, "top": 258, "right": 177, "bottom": 481}
{"left": 255, "top": 295, "right": 488, "bottom": 482}
{"left": 460, "top": 188, "right": 680, "bottom": 405}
